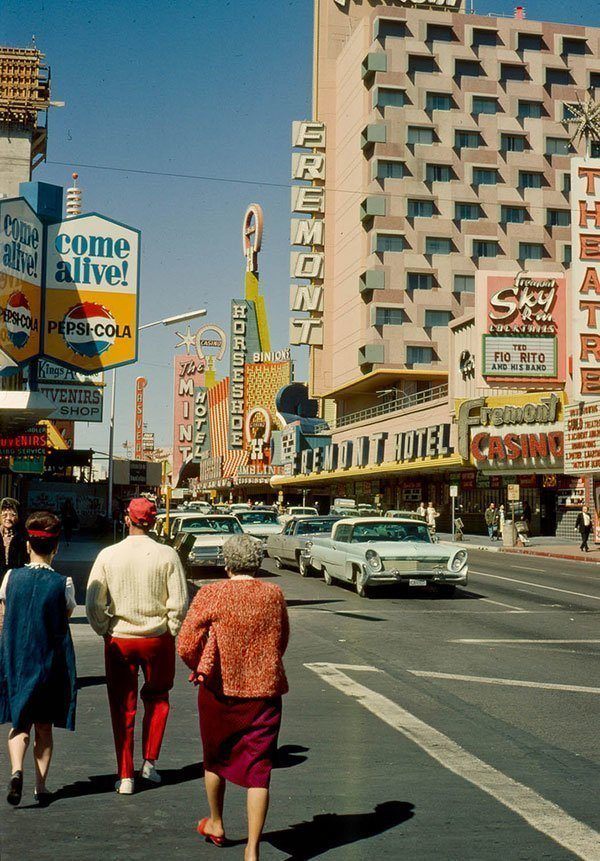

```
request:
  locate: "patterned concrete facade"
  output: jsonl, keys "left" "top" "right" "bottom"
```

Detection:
{"left": 311, "top": 0, "right": 600, "bottom": 413}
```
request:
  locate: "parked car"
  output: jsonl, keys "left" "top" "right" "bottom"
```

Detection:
{"left": 357, "top": 505, "right": 380, "bottom": 517}
{"left": 329, "top": 505, "right": 359, "bottom": 517}
{"left": 173, "top": 514, "right": 244, "bottom": 575}
{"left": 384, "top": 510, "right": 427, "bottom": 521}
{"left": 229, "top": 503, "right": 253, "bottom": 515}
{"left": 235, "top": 509, "right": 282, "bottom": 550}
{"left": 163, "top": 512, "right": 223, "bottom": 544}
{"left": 301, "top": 517, "right": 468, "bottom": 598}
{"left": 187, "top": 500, "right": 214, "bottom": 513}
{"left": 279, "top": 506, "right": 319, "bottom": 525}
{"left": 267, "top": 516, "right": 342, "bottom": 574}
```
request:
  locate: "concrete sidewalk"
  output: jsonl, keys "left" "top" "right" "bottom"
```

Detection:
{"left": 438, "top": 532, "right": 600, "bottom": 565}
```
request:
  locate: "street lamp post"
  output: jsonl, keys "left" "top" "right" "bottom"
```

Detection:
{"left": 106, "top": 308, "right": 206, "bottom": 519}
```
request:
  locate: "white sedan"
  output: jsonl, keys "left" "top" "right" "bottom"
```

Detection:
{"left": 235, "top": 510, "right": 282, "bottom": 553}
{"left": 173, "top": 515, "right": 244, "bottom": 574}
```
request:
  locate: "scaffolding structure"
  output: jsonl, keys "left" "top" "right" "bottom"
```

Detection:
{"left": 0, "top": 46, "right": 51, "bottom": 170}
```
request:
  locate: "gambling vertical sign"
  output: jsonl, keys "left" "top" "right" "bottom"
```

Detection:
{"left": 0, "top": 197, "right": 43, "bottom": 365}
{"left": 571, "top": 160, "right": 600, "bottom": 399}
{"left": 44, "top": 214, "right": 140, "bottom": 373}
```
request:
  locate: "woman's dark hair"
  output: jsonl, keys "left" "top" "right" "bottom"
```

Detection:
{"left": 25, "top": 511, "right": 61, "bottom": 555}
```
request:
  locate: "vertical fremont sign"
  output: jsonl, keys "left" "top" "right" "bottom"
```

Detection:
{"left": 571, "top": 159, "right": 600, "bottom": 399}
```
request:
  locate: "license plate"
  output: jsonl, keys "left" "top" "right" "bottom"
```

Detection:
{"left": 408, "top": 578, "right": 427, "bottom": 587}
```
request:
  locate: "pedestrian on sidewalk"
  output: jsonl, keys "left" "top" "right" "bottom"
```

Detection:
{"left": 416, "top": 501, "right": 426, "bottom": 518}
{"left": 425, "top": 501, "right": 439, "bottom": 536}
{"left": 484, "top": 503, "right": 498, "bottom": 540}
{"left": 498, "top": 505, "right": 506, "bottom": 538}
{"left": 178, "top": 534, "right": 289, "bottom": 861}
{"left": 575, "top": 505, "right": 593, "bottom": 552}
{"left": 60, "top": 499, "right": 79, "bottom": 546}
{"left": 0, "top": 498, "right": 28, "bottom": 584}
{"left": 85, "top": 498, "right": 188, "bottom": 795}
{"left": 0, "top": 511, "right": 77, "bottom": 807}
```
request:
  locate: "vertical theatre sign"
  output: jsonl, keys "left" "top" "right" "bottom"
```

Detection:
{"left": 290, "top": 121, "right": 325, "bottom": 347}
{"left": 0, "top": 197, "right": 43, "bottom": 365}
{"left": 134, "top": 376, "right": 147, "bottom": 460}
{"left": 44, "top": 214, "right": 140, "bottom": 372}
{"left": 571, "top": 160, "right": 600, "bottom": 398}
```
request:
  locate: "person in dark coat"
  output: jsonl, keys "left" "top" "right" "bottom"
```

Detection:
{"left": 0, "top": 511, "right": 77, "bottom": 806}
{"left": 0, "top": 498, "right": 28, "bottom": 581}
{"left": 575, "top": 505, "right": 593, "bottom": 552}
{"left": 60, "top": 499, "right": 79, "bottom": 546}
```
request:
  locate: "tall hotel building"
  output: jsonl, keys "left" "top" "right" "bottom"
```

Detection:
{"left": 307, "top": 0, "right": 599, "bottom": 414}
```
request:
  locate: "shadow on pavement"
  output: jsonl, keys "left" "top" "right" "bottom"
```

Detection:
{"left": 76, "top": 675, "right": 106, "bottom": 689}
{"left": 286, "top": 599, "right": 343, "bottom": 608}
{"left": 263, "top": 800, "right": 415, "bottom": 860}
{"left": 275, "top": 744, "right": 309, "bottom": 769}
{"left": 24, "top": 762, "right": 204, "bottom": 806}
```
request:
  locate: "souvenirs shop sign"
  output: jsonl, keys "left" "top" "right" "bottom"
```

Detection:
{"left": 571, "top": 160, "right": 600, "bottom": 398}
{"left": 457, "top": 394, "right": 563, "bottom": 471}
{"left": 0, "top": 425, "right": 47, "bottom": 458}
{"left": 564, "top": 401, "right": 600, "bottom": 474}
{"left": 295, "top": 424, "right": 452, "bottom": 475}
{"left": 477, "top": 272, "right": 566, "bottom": 384}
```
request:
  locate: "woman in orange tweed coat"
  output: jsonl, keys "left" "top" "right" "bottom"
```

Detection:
{"left": 178, "top": 534, "right": 289, "bottom": 861}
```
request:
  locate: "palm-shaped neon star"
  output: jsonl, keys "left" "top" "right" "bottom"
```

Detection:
{"left": 563, "top": 92, "right": 600, "bottom": 157}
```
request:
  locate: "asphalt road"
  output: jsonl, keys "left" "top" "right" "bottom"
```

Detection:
{"left": 1, "top": 546, "right": 599, "bottom": 860}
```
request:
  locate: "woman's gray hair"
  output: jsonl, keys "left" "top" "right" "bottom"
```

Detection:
{"left": 222, "top": 534, "right": 263, "bottom": 574}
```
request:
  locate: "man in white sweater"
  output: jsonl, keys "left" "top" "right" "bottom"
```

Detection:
{"left": 86, "top": 498, "right": 188, "bottom": 795}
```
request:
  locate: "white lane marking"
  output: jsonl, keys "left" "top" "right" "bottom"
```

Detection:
{"left": 452, "top": 639, "right": 600, "bottom": 645}
{"left": 512, "top": 565, "right": 546, "bottom": 573}
{"left": 305, "top": 662, "right": 600, "bottom": 861}
{"left": 408, "top": 671, "right": 600, "bottom": 695}
{"left": 478, "top": 596, "right": 529, "bottom": 612}
{"left": 471, "top": 570, "right": 600, "bottom": 602}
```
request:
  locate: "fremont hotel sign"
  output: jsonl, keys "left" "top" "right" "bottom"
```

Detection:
{"left": 290, "top": 121, "right": 325, "bottom": 347}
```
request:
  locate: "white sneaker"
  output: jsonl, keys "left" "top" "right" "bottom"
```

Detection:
{"left": 141, "top": 760, "right": 161, "bottom": 784}
{"left": 115, "top": 778, "right": 135, "bottom": 794}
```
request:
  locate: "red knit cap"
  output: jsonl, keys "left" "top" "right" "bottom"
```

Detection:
{"left": 127, "top": 498, "right": 157, "bottom": 527}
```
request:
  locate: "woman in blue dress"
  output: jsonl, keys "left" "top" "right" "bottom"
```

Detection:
{"left": 0, "top": 511, "right": 77, "bottom": 806}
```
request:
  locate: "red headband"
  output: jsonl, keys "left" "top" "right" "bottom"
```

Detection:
{"left": 28, "top": 528, "right": 60, "bottom": 539}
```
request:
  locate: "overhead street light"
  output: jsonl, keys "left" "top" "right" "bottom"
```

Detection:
{"left": 107, "top": 308, "right": 207, "bottom": 519}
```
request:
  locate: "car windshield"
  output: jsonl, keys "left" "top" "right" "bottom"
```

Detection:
{"left": 237, "top": 512, "right": 279, "bottom": 525}
{"left": 351, "top": 522, "right": 432, "bottom": 543}
{"left": 296, "top": 519, "right": 337, "bottom": 535}
{"left": 290, "top": 508, "right": 317, "bottom": 515}
{"left": 181, "top": 517, "right": 242, "bottom": 534}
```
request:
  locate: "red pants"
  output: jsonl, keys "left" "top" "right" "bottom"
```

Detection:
{"left": 104, "top": 632, "right": 175, "bottom": 779}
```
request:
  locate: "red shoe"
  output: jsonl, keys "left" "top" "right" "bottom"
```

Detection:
{"left": 197, "top": 817, "right": 226, "bottom": 847}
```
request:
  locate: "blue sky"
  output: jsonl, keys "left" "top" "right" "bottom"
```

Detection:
{"left": 1, "top": 0, "right": 599, "bottom": 460}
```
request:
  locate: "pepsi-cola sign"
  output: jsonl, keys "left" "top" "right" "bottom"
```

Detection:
{"left": 0, "top": 198, "right": 43, "bottom": 365}
{"left": 44, "top": 213, "right": 140, "bottom": 373}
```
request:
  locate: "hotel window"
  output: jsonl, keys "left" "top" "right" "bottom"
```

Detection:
{"left": 408, "top": 199, "right": 435, "bottom": 218}
{"left": 501, "top": 134, "right": 527, "bottom": 152}
{"left": 517, "top": 33, "right": 545, "bottom": 52}
{"left": 376, "top": 88, "right": 406, "bottom": 108}
{"left": 563, "top": 245, "right": 572, "bottom": 265}
{"left": 409, "top": 55, "right": 437, "bottom": 75}
{"left": 454, "top": 274, "right": 475, "bottom": 293}
{"left": 546, "top": 68, "right": 572, "bottom": 87}
{"left": 519, "top": 242, "right": 545, "bottom": 260}
{"left": 546, "top": 137, "right": 571, "bottom": 156}
{"left": 426, "top": 92, "right": 452, "bottom": 111}
{"left": 455, "top": 203, "right": 482, "bottom": 221}
{"left": 425, "top": 310, "right": 452, "bottom": 327}
{"left": 547, "top": 209, "right": 570, "bottom": 227}
{"left": 472, "top": 96, "right": 498, "bottom": 115}
{"left": 501, "top": 64, "right": 527, "bottom": 82}
{"left": 376, "top": 20, "right": 407, "bottom": 42}
{"left": 501, "top": 205, "right": 527, "bottom": 223}
{"left": 518, "top": 100, "right": 542, "bottom": 119}
{"left": 472, "top": 29, "right": 498, "bottom": 48}
{"left": 591, "top": 73, "right": 600, "bottom": 90}
{"left": 407, "top": 126, "right": 435, "bottom": 145}
{"left": 455, "top": 130, "right": 481, "bottom": 149}
{"left": 426, "top": 164, "right": 453, "bottom": 183}
{"left": 456, "top": 60, "right": 482, "bottom": 78}
{"left": 376, "top": 234, "right": 405, "bottom": 252}
{"left": 563, "top": 173, "right": 571, "bottom": 193}
{"left": 427, "top": 23, "right": 454, "bottom": 42}
{"left": 519, "top": 171, "right": 544, "bottom": 189}
{"left": 375, "top": 307, "right": 405, "bottom": 326}
{"left": 473, "top": 240, "right": 500, "bottom": 258}
{"left": 563, "top": 103, "right": 577, "bottom": 120}
{"left": 376, "top": 159, "right": 406, "bottom": 179}
{"left": 407, "top": 346, "right": 435, "bottom": 364}
{"left": 473, "top": 167, "right": 499, "bottom": 186}
{"left": 407, "top": 272, "right": 434, "bottom": 291}
{"left": 425, "top": 237, "right": 452, "bottom": 255}
{"left": 593, "top": 142, "right": 600, "bottom": 158}
{"left": 562, "top": 38, "right": 587, "bottom": 56}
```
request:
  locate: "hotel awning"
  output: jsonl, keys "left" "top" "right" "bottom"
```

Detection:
{"left": 0, "top": 390, "right": 55, "bottom": 434}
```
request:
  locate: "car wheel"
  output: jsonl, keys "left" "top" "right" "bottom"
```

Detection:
{"left": 299, "top": 555, "right": 311, "bottom": 577}
{"left": 323, "top": 566, "right": 333, "bottom": 586}
{"left": 354, "top": 568, "right": 369, "bottom": 598}
{"left": 436, "top": 584, "right": 456, "bottom": 598}
{"left": 274, "top": 557, "right": 284, "bottom": 569}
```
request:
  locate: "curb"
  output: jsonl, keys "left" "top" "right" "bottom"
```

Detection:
{"left": 463, "top": 542, "right": 600, "bottom": 565}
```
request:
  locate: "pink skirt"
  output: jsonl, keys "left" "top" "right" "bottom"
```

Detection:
{"left": 198, "top": 684, "right": 282, "bottom": 789}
